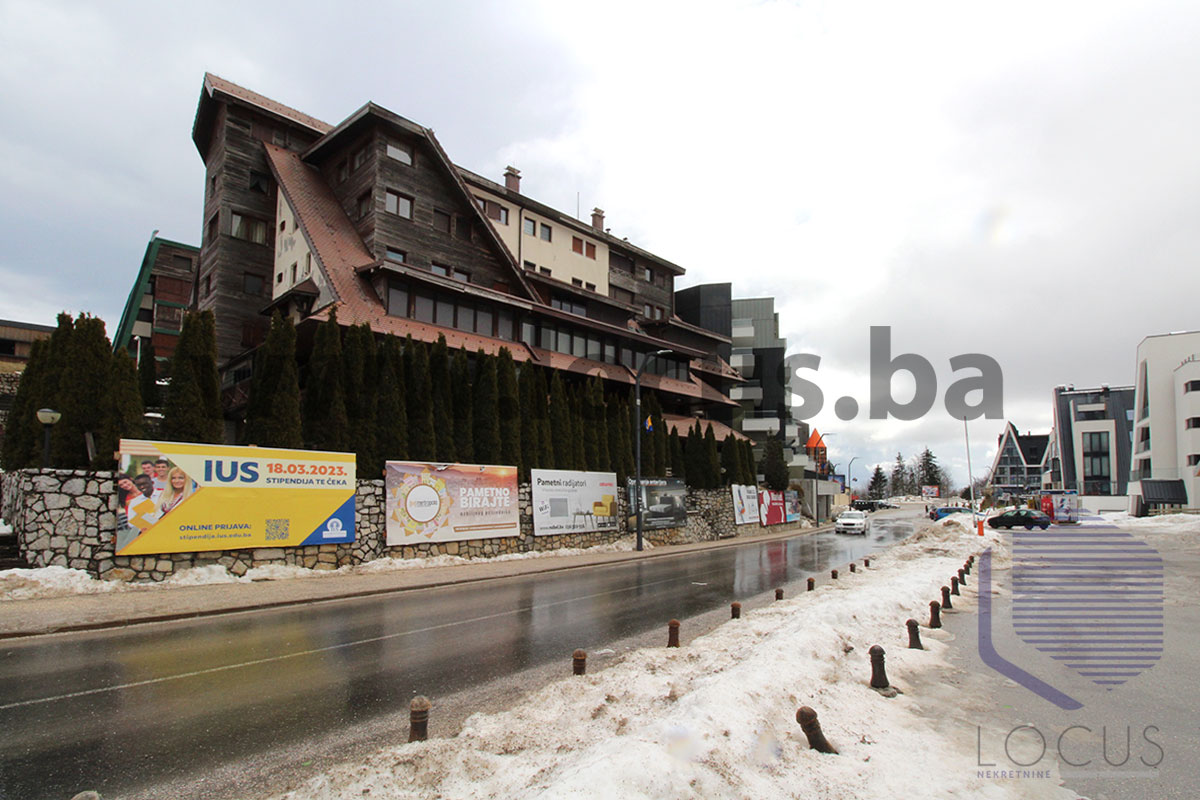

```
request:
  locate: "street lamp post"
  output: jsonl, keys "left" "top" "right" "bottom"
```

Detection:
{"left": 634, "top": 349, "right": 672, "bottom": 552}
{"left": 847, "top": 456, "right": 858, "bottom": 497}
{"left": 36, "top": 408, "right": 62, "bottom": 468}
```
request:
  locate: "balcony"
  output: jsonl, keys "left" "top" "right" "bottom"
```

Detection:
{"left": 730, "top": 384, "right": 763, "bottom": 402}
{"left": 730, "top": 351, "right": 755, "bottom": 377}
{"left": 742, "top": 415, "right": 780, "bottom": 434}
{"left": 731, "top": 320, "right": 755, "bottom": 346}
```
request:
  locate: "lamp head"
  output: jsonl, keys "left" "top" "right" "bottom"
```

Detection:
{"left": 36, "top": 408, "right": 61, "bottom": 426}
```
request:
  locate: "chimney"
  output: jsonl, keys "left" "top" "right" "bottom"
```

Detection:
{"left": 591, "top": 207, "right": 605, "bottom": 231}
{"left": 504, "top": 166, "right": 521, "bottom": 192}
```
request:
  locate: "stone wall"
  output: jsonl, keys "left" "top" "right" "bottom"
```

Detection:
{"left": 0, "top": 470, "right": 812, "bottom": 582}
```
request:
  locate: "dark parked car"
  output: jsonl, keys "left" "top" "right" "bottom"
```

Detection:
{"left": 988, "top": 509, "right": 1051, "bottom": 530}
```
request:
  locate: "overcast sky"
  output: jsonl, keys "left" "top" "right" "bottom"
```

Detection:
{"left": 2, "top": 0, "right": 1198, "bottom": 487}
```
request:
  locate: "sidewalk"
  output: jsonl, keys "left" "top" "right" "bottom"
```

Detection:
{"left": 0, "top": 521, "right": 832, "bottom": 639}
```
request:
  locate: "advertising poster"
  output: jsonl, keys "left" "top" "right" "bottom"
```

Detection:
{"left": 921, "top": 485, "right": 940, "bottom": 498}
{"left": 531, "top": 469, "right": 619, "bottom": 535}
{"left": 626, "top": 477, "right": 688, "bottom": 530}
{"left": 784, "top": 490, "right": 801, "bottom": 523}
{"left": 759, "top": 489, "right": 786, "bottom": 526}
{"left": 115, "top": 439, "right": 356, "bottom": 556}
{"left": 730, "top": 484, "right": 759, "bottom": 525}
{"left": 386, "top": 462, "right": 519, "bottom": 544}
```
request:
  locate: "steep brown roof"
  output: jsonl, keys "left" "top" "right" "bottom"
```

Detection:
{"left": 204, "top": 73, "right": 333, "bottom": 134}
{"left": 663, "top": 414, "right": 750, "bottom": 442}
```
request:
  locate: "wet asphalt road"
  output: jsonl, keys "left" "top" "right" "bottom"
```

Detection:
{"left": 0, "top": 511, "right": 917, "bottom": 800}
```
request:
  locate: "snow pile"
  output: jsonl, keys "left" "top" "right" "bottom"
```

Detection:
{"left": 268, "top": 525, "right": 1070, "bottom": 800}
{"left": 0, "top": 537, "right": 656, "bottom": 601}
{"left": 1093, "top": 511, "right": 1200, "bottom": 545}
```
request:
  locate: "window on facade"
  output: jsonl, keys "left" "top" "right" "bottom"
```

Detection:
{"left": 1186, "top": 417, "right": 1200, "bottom": 429}
{"left": 585, "top": 242, "right": 596, "bottom": 259}
{"left": 644, "top": 303, "right": 653, "bottom": 317}
{"left": 387, "top": 281, "right": 408, "bottom": 317}
{"left": 603, "top": 341, "right": 616, "bottom": 364}
{"left": 1082, "top": 432, "right": 1110, "bottom": 454}
{"left": 610, "top": 252, "right": 633, "bottom": 273}
{"left": 231, "top": 213, "right": 268, "bottom": 244}
{"left": 433, "top": 209, "right": 452, "bottom": 233}
{"left": 523, "top": 218, "right": 536, "bottom": 236}
{"left": 610, "top": 286, "right": 635, "bottom": 305}
{"left": 154, "top": 305, "right": 183, "bottom": 331}
{"left": 172, "top": 255, "right": 193, "bottom": 272}
{"left": 386, "top": 247, "right": 407, "bottom": 264}
{"left": 523, "top": 260, "right": 536, "bottom": 271}
{"left": 1187, "top": 380, "right": 1200, "bottom": 393}
{"left": 475, "top": 308, "right": 493, "bottom": 337}
{"left": 540, "top": 223, "right": 552, "bottom": 241}
{"left": 242, "top": 272, "right": 264, "bottom": 296}
{"left": 642, "top": 266, "right": 653, "bottom": 281}
{"left": 357, "top": 192, "right": 373, "bottom": 219}
{"left": 585, "top": 282, "right": 595, "bottom": 291}
{"left": 552, "top": 295, "right": 586, "bottom": 316}
{"left": 497, "top": 310, "right": 514, "bottom": 340}
{"left": 290, "top": 263, "right": 297, "bottom": 284}
{"left": 654, "top": 306, "right": 665, "bottom": 320}
{"left": 572, "top": 237, "right": 584, "bottom": 255}
{"left": 520, "top": 320, "right": 536, "bottom": 346}
{"left": 385, "top": 190, "right": 412, "bottom": 218}
{"left": 279, "top": 219, "right": 287, "bottom": 232}
{"left": 572, "top": 278, "right": 583, "bottom": 287}
{"left": 336, "top": 160, "right": 349, "bottom": 182}
{"left": 276, "top": 272, "right": 284, "bottom": 284}
{"left": 304, "top": 253, "right": 312, "bottom": 276}
{"left": 413, "top": 292, "right": 435, "bottom": 323}
{"left": 203, "top": 274, "right": 212, "bottom": 297}
{"left": 249, "top": 171, "right": 271, "bottom": 194}
{"left": 436, "top": 298, "right": 455, "bottom": 326}
{"left": 386, "top": 142, "right": 413, "bottom": 165}
{"left": 538, "top": 267, "right": 551, "bottom": 276}
{"left": 452, "top": 268, "right": 469, "bottom": 283}
{"left": 352, "top": 146, "right": 368, "bottom": 171}
{"left": 620, "top": 346, "right": 634, "bottom": 368}
{"left": 207, "top": 213, "right": 218, "bottom": 243}
{"left": 1188, "top": 454, "right": 1200, "bottom": 467}
{"left": 455, "top": 216, "right": 472, "bottom": 241}
{"left": 431, "top": 263, "right": 449, "bottom": 277}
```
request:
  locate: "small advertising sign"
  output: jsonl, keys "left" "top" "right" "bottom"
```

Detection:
{"left": 921, "top": 485, "right": 940, "bottom": 498}
{"left": 531, "top": 469, "right": 619, "bottom": 535}
{"left": 386, "top": 462, "right": 520, "bottom": 545}
{"left": 730, "top": 484, "right": 760, "bottom": 525}
{"left": 115, "top": 439, "right": 356, "bottom": 556}
{"left": 626, "top": 477, "right": 687, "bottom": 530}
{"left": 784, "top": 490, "right": 801, "bottom": 523}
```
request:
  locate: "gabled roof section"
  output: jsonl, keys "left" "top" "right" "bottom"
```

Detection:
{"left": 193, "top": 73, "right": 333, "bottom": 159}
{"left": 1016, "top": 433, "right": 1050, "bottom": 466}
{"left": 806, "top": 429, "right": 826, "bottom": 449}
{"left": 263, "top": 142, "right": 376, "bottom": 313}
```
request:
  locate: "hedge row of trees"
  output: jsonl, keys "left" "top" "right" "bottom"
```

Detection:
{"left": 200, "top": 310, "right": 759, "bottom": 487}
{"left": 861, "top": 448, "right": 952, "bottom": 499}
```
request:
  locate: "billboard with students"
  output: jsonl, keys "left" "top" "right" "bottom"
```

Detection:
{"left": 386, "top": 461, "right": 520, "bottom": 544}
{"left": 531, "top": 469, "right": 619, "bottom": 536}
{"left": 115, "top": 440, "right": 356, "bottom": 556}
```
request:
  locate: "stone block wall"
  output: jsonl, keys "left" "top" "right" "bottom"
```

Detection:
{"left": 0, "top": 470, "right": 812, "bottom": 582}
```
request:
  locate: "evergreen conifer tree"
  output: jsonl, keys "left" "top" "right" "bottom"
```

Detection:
{"left": 473, "top": 349, "right": 501, "bottom": 463}
{"left": 720, "top": 433, "right": 740, "bottom": 486}
{"left": 669, "top": 427, "right": 686, "bottom": 482}
{"left": 196, "top": 311, "right": 224, "bottom": 439}
{"left": 244, "top": 312, "right": 303, "bottom": 449}
{"left": 1, "top": 338, "right": 47, "bottom": 469}
{"left": 496, "top": 347, "right": 521, "bottom": 470}
{"left": 868, "top": 465, "right": 888, "bottom": 499}
{"left": 430, "top": 335, "right": 455, "bottom": 461}
{"left": 548, "top": 372, "right": 570, "bottom": 468}
{"left": 102, "top": 348, "right": 145, "bottom": 461}
{"left": 581, "top": 379, "right": 599, "bottom": 471}
{"left": 589, "top": 377, "right": 610, "bottom": 471}
{"left": 702, "top": 424, "right": 721, "bottom": 489}
{"left": 302, "top": 314, "right": 350, "bottom": 452}
{"left": 743, "top": 439, "right": 758, "bottom": 484}
{"left": 761, "top": 436, "right": 789, "bottom": 490}
{"left": 373, "top": 335, "right": 408, "bottom": 471}
{"left": 451, "top": 348, "right": 474, "bottom": 464}
{"left": 163, "top": 310, "right": 224, "bottom": 444}
{"left": 405, "top": 337, "right": 436, "bottom": 460}
{"left": 606, "top": 388, "right": 625, "bottom": 478}
{"left": 683, "top": 422, "right": 702, "bottom": 488}
{"left": 517, "top": 363, "right": 537, "bottom": 475}
{"left": 138, "top": 340, "right": 160, "bottom": 408}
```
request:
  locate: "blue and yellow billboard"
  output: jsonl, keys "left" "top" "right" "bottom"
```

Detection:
{"left": 115, "top": 439, "right": 356, "bottom": 556}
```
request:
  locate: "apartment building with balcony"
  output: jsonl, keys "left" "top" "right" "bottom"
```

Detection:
{"left": 1042, "top": 384, "right": 1135, "bottom": 512}
{"left": 113, "top": 235, "right": 201, "bottom": 370}
{"left": 986, "top": 422, "right": 1049, "bottom": 497}
{"left": 164, "top": 74, "right": 740, "bottom": 435}
{"left": 1128, "top": 330, "right": 1200, "bottom": 514}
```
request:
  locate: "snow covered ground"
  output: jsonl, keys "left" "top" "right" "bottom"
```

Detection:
{"left": 0, "top": 536, "right": 655, "bottom": 602}
{"left": 262, "top": 519, "right": 1079, "bottom": 800}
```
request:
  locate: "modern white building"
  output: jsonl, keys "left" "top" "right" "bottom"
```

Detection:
{"left": 1128, "top": 331, "right": 1200, "bottom": 514}
{"left": 1043, "top": 385, "right": 1135, "bottom": 512}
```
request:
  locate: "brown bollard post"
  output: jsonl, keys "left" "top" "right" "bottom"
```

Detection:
{"left": 668, "top": 619, "right": 680, "bottom": 648}
{"left": 573, "top": 649, "right": 587, "bottom": 675}
{"left": 731, "top": 602, "right": 742, "bottom": 619}
{"left": 775, "top": 588, "right": 784, "bottom": 601}
{"left": 929, "top": 600, "right": 942, "bottom": 628}
{"left": 951, "top": 576, "right": 960, "bottom": 596}
{"left": 831, "top": 569, "right": 839, "bottom": 580}
{"left": 907, "top": 618, "right": 924, "bottom": 649}
{"left": 849, "top": 563, "right": 856, "bottom": 573}
{"left": 958, "top": 568, "right": 967, "bottom": 586}
{"left": 941, "top": 585, "right": 953, "bottom": 610}
{"left": 807, "top": 577, "right": 815, "bottom": 591}
{"left": 796, "top": 706, "right": 839, "bottom": 754}
{"left": 869, "top": 645, "right": 890, "bottom": 688}
{"left": 863, "top": 557, "right": 870, "bottom": 568}
{"left": 409, "top": 695, "right": 432, "bottom": 742}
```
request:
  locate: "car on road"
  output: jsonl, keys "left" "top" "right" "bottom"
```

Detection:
{"left": 835, "top": 510, "right": 870, "bottom": 535}
{"left": 852, "top": 500, "right": 878, "bottom": 512}
{"left": 988, "top": 509, "right": 1052, "bottom": 530}
{"left": 931, "top": 506, "right": 973, "bottom": 521}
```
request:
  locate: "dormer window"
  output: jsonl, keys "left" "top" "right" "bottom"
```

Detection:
{"left": 386, "top": 141, "right": 413, "bottom": 166}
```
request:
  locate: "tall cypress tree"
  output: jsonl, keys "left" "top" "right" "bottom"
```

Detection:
{"left": 303, "top": 313, "right": 350, "bottom": 452}
{"left": 244, "top": 311, "right": 303, "bottom": 449}
{"left": 430, "top": 335, "right": 455, "bottom": 462}
{"left": 373, "top": 335, "right": 408, "bottom": 471}
{"left": 762, "top": 436, "right": 789, "bottom": 491}
{"left": 684, "top": 421, "right": 704, "bottom": 488}
{"left": 41, "top": 312, "right": 75, "bottom": 423}
{"left": 472, "top": 349, "right": 500, "bottom": 463}
{"left": 606, "top": 389, "right": 625, "bottom": 479}
{"left": 619, "top": 392, "right": 636, "bottom": 480}
{"left": 406, "top": 337, "right": 436, "bottom": 460}
{"left": 195, "top": 311, "right": 224, "bottom": 439}
{"left": 341, "top": 324, "right": 377, "bottom": 470}
{"left": 451, "top": 348, "right": 474, "bottom": 464}
{"left": 743, "top": 439, "right": 757, "bottom": 484}
{"left": 589, "top": 377, "right": 611, "bottom": 472}
{"left": 581, "top": 379, "right": 599, "bottom": 471}
{"left": 702, "top": 424, "right": 721, "bottom": 489}
{"left": 669, "top": 427, "right": 686, "bottom": 482}
{"left": 1, "top": 338, "right": 47, "bottom": 469}
{"left": 548, "top": 371, "right": 570, "bottom": 469}
{"left": 138, "top": 339, "right": 160, "bottom": 408}
{"left": 720, "top": 433, "right": 740, "bottom": 486}
{"left": 102, "top": 348, "right": 145, "bottom": 462}
{"left": 532, "top": 367, "right": 553, "bottom": 470}
{"left": 496, "top": 347, "right": 521, "bottom": 470}
{"left": 517, "top": 363, "right": 537, "bottom": 476}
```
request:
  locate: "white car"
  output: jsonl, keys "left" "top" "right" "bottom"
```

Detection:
{"left": 835, "top": 510, "right": 869, "bottom": 535}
